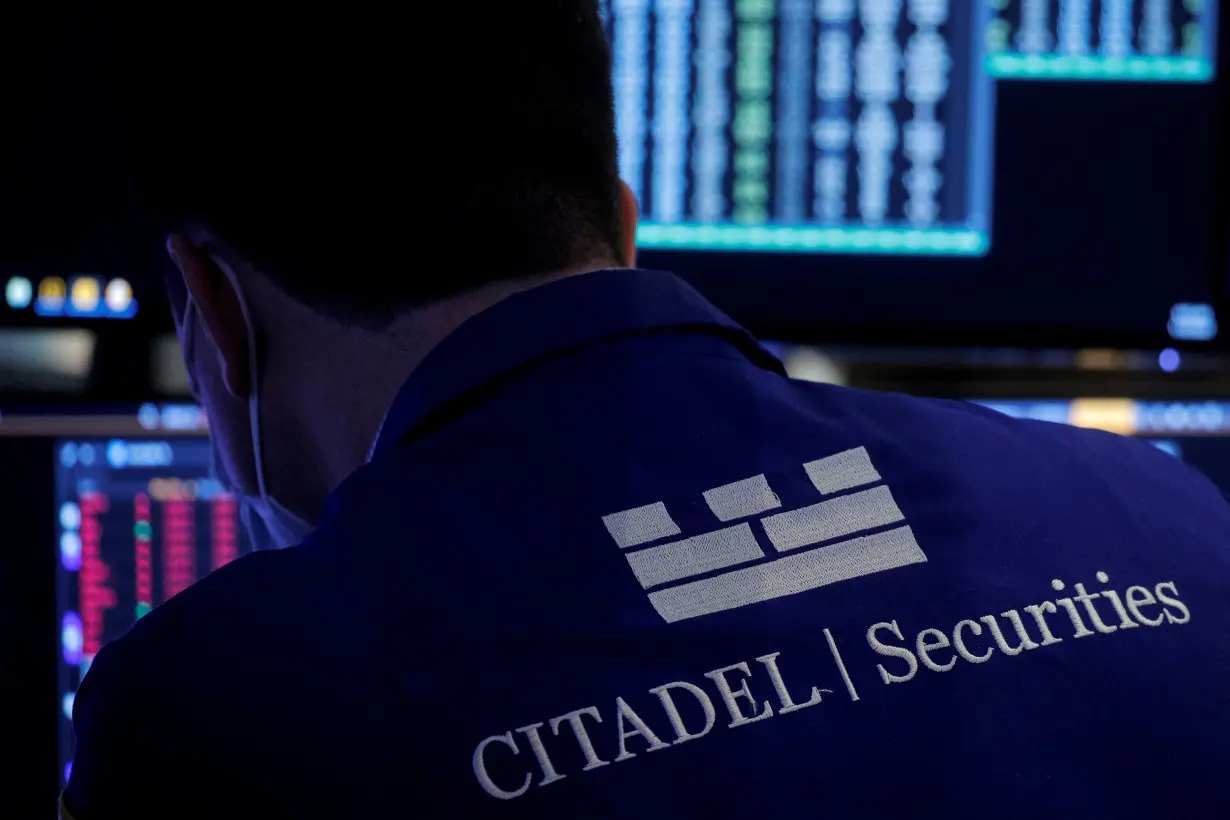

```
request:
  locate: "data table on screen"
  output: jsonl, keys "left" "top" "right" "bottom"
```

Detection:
{"left": 601, "top": 0, "right": 996, "bottom": 255}
{"left": 54, "top": 436, "right": 249, "bottom": 788}
{"left": 984, "top": 0, "right": 1218, "bottom": 81}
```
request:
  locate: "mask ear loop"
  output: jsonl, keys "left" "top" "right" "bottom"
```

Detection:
{"left": 208, "top": 256, "right": 274, "bottom": 506}
{"left": 180, "top": 294, "right": 200, "bottom": 396}
{"left": 180, "top": 295, "right": 219, "bottom": 483}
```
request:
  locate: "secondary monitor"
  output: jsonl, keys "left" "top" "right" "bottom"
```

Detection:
{"left": 985, "top": 0, "right": 1218, "bottom": 82}
{"left": 0, "top": 403, "right": 251, "bottom": 799}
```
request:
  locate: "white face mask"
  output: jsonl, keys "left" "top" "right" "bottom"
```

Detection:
{"left": 180, "top": 268, "right": 315, "bottom": 550}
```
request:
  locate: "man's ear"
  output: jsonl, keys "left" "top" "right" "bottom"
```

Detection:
{"left": 165, "top": 234, "right": 251, "bottom": 399}
{"left": 618, "top": 180, "right": 639, "bottom": 268}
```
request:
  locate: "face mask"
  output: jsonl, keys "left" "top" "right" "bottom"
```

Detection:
{"left": 180, "top": 273, "right": 315, "bottom": 550}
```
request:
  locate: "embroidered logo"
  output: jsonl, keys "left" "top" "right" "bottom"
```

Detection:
{"left": 602, "top": 447, "right": 927, "bottom": 622}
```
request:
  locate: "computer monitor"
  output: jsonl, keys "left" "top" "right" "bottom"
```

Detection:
{"left": 984, "top": 1, "right": 1218, "bottom": 82}
{"left": 606, "top": 0, "right": 1228, "bottom": 349}
{"left": 0, "top": 403, "right": 250, "bottom": 802}
{"left": 973, "top": 398, "right": 1230, "bottom": 492}
{"left": 605, "top": 0, "right": 996, "bottom": 254}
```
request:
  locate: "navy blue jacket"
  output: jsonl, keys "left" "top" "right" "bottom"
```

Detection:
{"left": 64, "top": 270, "right": 1230, "bottom": 819}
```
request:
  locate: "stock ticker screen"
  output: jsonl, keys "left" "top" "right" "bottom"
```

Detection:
{"left": 604, "top": 0, "right": 996, "bottom": 254}
{"left": 35, "top": 406, "right": 251, "bottom": 788}
{"left": 601, "top": 0, "right": 1219, "bottom": 256}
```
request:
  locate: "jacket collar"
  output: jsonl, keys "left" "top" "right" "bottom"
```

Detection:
{"left": 367, "top": 268, "right": 784, "bottom": 460}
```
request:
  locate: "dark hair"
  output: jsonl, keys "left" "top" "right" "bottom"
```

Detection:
{"left": 109, "top": 2, "right": 623, "bottom": 327}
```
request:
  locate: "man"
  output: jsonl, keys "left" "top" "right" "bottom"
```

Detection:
{"left": 64, "top": 2, "right": 1230, "bottom": 818}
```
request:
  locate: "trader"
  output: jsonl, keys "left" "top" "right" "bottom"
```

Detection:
{"left": 64, "top": 1, "right": 1230, "bottom": 817}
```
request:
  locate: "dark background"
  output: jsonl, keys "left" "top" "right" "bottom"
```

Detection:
{"left": 1, "top": 3, "right": 1229, "bottom": 815}
{"left": 0, "top": 437, "right": 61, "bottom": 813}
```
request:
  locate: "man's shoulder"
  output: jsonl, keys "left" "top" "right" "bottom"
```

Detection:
{"left": 134, "top": 547, "right": 308, "bottom": 637}
{"left": 63, "top": 549, "right": 302, "bottom": 816}
{"left": 786, "top": 381, "right": 1223, "bottom": 497}
{"left": 64, "top": 540, "right": 390, "bottom": 815}
{"left": 788, "top": 381, "right": 1132, "bottom": 449}
{"left": 81, "top": 546, "right": 325, "bottom": 696}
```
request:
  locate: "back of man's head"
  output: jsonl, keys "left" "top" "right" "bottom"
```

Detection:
{"left": 108, "top": 2, "right": 623, "bottom": 328}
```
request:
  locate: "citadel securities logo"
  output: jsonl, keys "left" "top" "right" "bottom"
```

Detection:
{"left": 600, "top": 447, "right": 926, "bottom": 623}
{"left": 471, "top": 571, "right": 1192, "bottom": 800}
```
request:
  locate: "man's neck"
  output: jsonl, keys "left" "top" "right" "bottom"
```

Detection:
{"left": 267, "top": 263, "right": 617, "bottom": 515}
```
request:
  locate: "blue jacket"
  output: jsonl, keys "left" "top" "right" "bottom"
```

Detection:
{"left": 64, "top": 270, "right": 1230, "bottom": 819}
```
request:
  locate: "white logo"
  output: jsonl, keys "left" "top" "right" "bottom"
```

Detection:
{"left": 602, "top": 447, "right": 927, "bottom": 623}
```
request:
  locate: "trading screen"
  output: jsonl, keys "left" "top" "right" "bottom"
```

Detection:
{"left": 604, "top": 0, "right": 996, "bottom": 254}
{"left": 602, "top": 0, "right": 1221, "bottom": 257}
{"left": 53, "top": 421, "right": 249, "bottom": 787}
